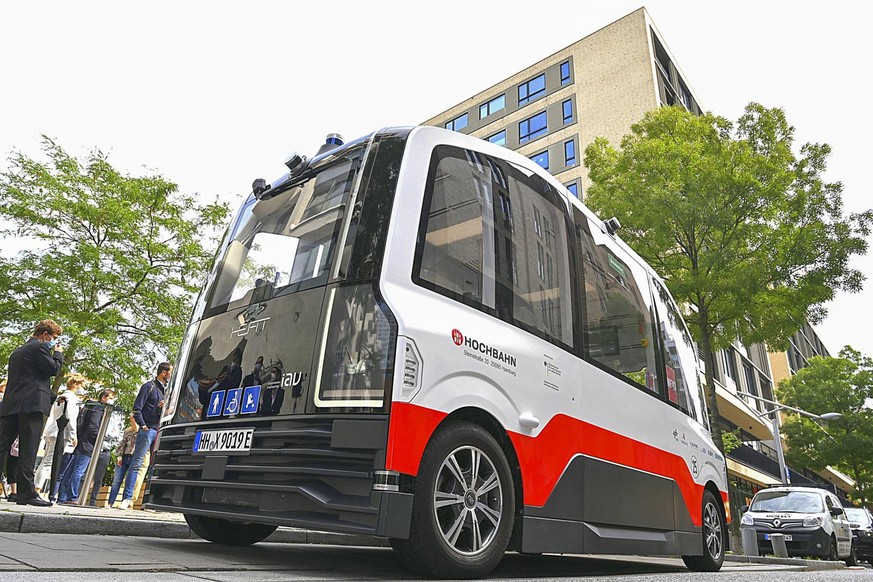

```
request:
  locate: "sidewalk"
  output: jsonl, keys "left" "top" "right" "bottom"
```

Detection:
{"left": 0, "top": 499, "right": 388, "bottom": 547}
{"left": 0, "top": 500, "right": 854, "bottom": 572}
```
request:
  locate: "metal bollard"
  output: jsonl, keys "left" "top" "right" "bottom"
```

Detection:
{"left": 769, "top": 533, "right": 789, "bottom": 558}
{"left": 741, "top": 527, "right": 760, "bottom": 556}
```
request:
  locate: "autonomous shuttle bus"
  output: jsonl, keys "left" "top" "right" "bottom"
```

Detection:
{"left": 148, "top": 126, "right": 729, "bottom": 578}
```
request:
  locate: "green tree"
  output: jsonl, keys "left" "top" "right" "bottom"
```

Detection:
{"left": 0, "top": 137, "right": 230, "bottom": 408}
{"left": 584, "top": 104, "right": 872, "bottom": 451}
{"left": 777, "top": 348, "right": 873, "bottom": 505}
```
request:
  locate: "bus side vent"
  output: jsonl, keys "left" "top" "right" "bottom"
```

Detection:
{"left": 401, "top": 338, "right": 422, "bottom": 400}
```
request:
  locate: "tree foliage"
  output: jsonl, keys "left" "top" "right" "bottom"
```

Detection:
{"left": 0, "top": 137, "right": 230, "bottom": 408}
{"left": 777, "top": 348, "right": 873, "bottom": 505}
{"left": 584, "top": 104, "right": 872, "bottom": 449}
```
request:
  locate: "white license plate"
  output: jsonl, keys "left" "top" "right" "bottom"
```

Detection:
{"left": 193, "top": 428, "right": 254, "bottom": 454}
{"left": 764, "top": 533, "right": 793, "bottom": 541}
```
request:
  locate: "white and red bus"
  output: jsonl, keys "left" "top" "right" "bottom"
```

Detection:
{"left": 151, "top": 126, "right": 729, "bottom": 578}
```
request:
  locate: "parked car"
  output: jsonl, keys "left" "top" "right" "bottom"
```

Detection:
{"left": 845, "top": 507, "right": 873, "bottom": 564}
{"left": 740, "top": 486, "right": 857, "bottom": 564}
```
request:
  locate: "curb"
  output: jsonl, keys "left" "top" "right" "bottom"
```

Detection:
{"left": 725, "top": 553, "right": 847, "bottom": 570}
{"left": 0, "top": 509, "right": 389, "bottom": 548}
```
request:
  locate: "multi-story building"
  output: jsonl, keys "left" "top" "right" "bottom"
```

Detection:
{"left": 424, "top": 6, "right": 853, "bottom": 529}
{"left": 422, "top": 7, "right": 701, "bottom": 200}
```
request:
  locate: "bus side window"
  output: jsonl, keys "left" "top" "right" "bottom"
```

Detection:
{"left": 650, "top": 279, "right": 702, "bottom": 421}
{"left": 414, "top": 146, "right": 573, "bottom": 348}
{"left": 574, "top": 210, "right": 659, "bottom": 393}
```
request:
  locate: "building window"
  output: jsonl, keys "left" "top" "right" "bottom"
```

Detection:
{"left": 723, "top": 349, "right": 738, "bottom": 383}
{"left": 564, "top": 140, "right": 576, "bottom": 166}
{"left": 445, "top": 113, "right": 468, "bottom": 132}
{"left": 565, "top": 182, "right": 578, "bottom": 197}
{"left": 518, "top": 73, "right": 546, "bottom": 105}
{"left": 530, "top": 150, "right": 549, "bottom": 170}
{"left": 488, "top": 130, "right": 506, "bottom": 146}
{"left": 560, "top": 61, "right": 571, "bottom": 85}
{"left": 562, "top": 99, "right": 573, "bottom": 124}
{"left": 743, "top": 363, "right": 759, "bottom": 398}
{"left": 519, "top": 111, "right": 547, "bottom": 143}
{"left": 479, "top": 94, "right": 505, "bottom": 119}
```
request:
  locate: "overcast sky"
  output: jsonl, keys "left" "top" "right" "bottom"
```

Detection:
{"left": 1, "top": 1, "right": 870, "bottom": 359}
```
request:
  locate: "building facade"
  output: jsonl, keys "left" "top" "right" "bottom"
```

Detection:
{"left": 423, "top": 7, "right": 701, "bottom": 200}
{"left": 423, "top": 7, "right": 853, "bottom": 528}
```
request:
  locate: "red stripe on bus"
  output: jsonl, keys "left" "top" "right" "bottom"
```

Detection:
{"left": 386, "top": 401, "right": 448, "bottom": 476}
{"left": 385, "top": 403, "right": 724, "bottom": 527}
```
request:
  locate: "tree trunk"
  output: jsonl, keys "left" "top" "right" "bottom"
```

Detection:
{"left": 852, "top": 465, "right": 867, "bottom": 506}
{"left": 697, "top": 309, "right": 725, "bottom": 455}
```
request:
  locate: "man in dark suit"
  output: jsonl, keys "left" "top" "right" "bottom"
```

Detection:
{"left": 0, "top": 320, "right": 64, "bottom": 507}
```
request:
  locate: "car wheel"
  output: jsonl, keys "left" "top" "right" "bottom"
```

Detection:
{"left": 682, "top": 490, "right": 725, "bottom": 572}
{"left": 185, "top": 514, "right": 277, "bottom": 546}
{"left": 828, "top": 536, "right": 839, "bottom": 561}
{"left": 846, "top": 541, "right": 859, "bottom": 567}
{"left": 390, "top": 422, "right": 515, "bottom": 579}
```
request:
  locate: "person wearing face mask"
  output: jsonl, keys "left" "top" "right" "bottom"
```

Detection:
{"left": 56, "top": 389, "right": 117, "bottom": 504}
{"left": 0, "top": 320, "right": 64, "bottom": 507}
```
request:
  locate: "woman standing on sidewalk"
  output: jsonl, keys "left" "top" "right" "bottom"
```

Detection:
{"left": 107, "top": 415, "right": 138, "bottom": 508}
{"left": 34, "top": 374, "right": 85, "bottom": 497}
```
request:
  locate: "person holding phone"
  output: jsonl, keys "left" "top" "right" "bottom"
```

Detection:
{"left": 0, "top": 320, "right": 64, "bottom": 507}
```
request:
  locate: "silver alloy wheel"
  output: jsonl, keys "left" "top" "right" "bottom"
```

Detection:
{"left": 433, "top": 445, "right": 503, "bottom": 556}
{"left": 703, "top": 499, "right": 723, "bottom": 560}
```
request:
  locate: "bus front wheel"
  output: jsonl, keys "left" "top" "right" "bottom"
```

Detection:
{"left": 185, "top": 514, "right": 278, "bottom": 546}
{"left": 391, "top": 421, "right": 515, "bottom": 579}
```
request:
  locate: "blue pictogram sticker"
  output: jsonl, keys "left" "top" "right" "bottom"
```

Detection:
{"left": 241, "top": 385, "right": 261, "bottom": 415}
{"left": 223, "top": 388, "right": 242, "bottom": 416}
{"left": 207, "top": 390, "right": 226, "bottom": 418}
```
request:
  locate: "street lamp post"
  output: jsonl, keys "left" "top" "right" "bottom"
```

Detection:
{"left": 737, "top": 392, "right": 841, "bottom": 486}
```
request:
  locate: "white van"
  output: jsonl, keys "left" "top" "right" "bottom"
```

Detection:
{"left": 741, "top": 486, "right": 857, "bottom": 564}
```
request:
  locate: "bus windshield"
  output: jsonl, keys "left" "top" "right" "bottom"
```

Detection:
{"left": 203, "top": 145, "right": 364, "bottom": 316}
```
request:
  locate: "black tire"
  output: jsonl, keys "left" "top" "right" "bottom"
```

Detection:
{"left": 846, "top": 541, "right": 859, "bottom": 567}
{"left": 828, "top": 536, "right": 839, "bottom": 561}
{"left": 682, "top": 490, "right": 725, "bottom": 572}
{"left": 390, "top": 422, "right": 515, "bottom": 579}
{"left": 185, "top": 514, "right": 278, "bottom": 546}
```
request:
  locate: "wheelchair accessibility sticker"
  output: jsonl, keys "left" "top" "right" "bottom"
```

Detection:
{"left": 223, "top": 388, "right": 242, "bottom": 416}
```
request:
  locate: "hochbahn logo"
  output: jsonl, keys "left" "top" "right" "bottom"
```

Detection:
{"left": 452, "top": 328, "right": 517, "bottom": 367}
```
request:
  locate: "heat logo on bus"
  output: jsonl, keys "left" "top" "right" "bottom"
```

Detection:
{"left": 452, "top": 329, "right": 517, "bottom": 367}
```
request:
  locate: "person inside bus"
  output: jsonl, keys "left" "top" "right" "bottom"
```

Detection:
{"left": 242, "top": 355, "right": 264, "bottom": 388}
{"left": 258, "top": 367, "right": 284, "bottom": 416}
